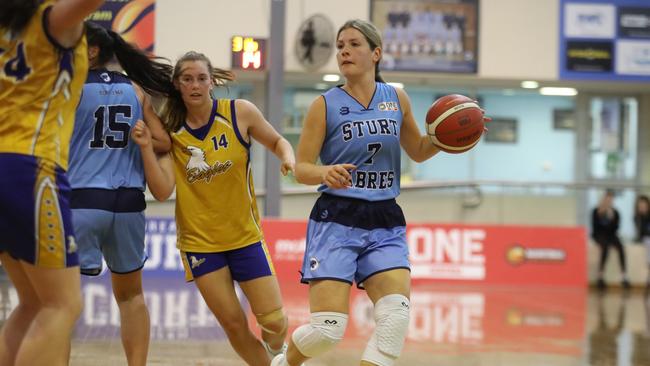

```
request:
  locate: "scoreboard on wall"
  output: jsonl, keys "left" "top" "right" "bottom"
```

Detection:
{"left": 231, "top": 36, "right": 267, "bottom": 71}
{"left": 560, "top": 0, "right": 650, "bottom": 81}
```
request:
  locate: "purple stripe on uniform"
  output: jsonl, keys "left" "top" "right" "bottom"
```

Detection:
{"left": 230, "top": 99, "right": 250, "bottom": 148}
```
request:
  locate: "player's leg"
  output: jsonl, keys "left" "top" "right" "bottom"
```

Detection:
{"left": 275, "top": 194, "right": 361, "bottom": 366}
{"left": 359, "top": 269, "right": 411, "bottom": 366}
{"left": 278, "top": 280, "right": 351, "bottom": 366}
{"left": 0, "top": 253, "right": 40, "bottom": 365}
{"left": 0, "top": 157, "right": 82, "bottom": 366}
{"left": 0, "top": 155, "right": 45, "bottom": 364}
{"left": 234, "top": 242, "right": 287, "bottom": 356}
{"left": 105, "top": 210, "right": 149, "bottom": 366}
{"left": 182, "top": 251, "right": 269, "bottom": 365}
{"left": 355, "top": 201, "right": 411, "bottom": 366}
{"left": 16, "top": 263, "right": 82, "bottom": 366}
{"left": 111, "top": 270, "right": 148, "bottom": 366}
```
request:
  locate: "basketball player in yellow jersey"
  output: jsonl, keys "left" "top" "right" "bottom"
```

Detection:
{"left": 131, "top": 51, "right": 295, "bottom": 366}
{"left": 0, "top": 1, "right": 106, "bottom": 365}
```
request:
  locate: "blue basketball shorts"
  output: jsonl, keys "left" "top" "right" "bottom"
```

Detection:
{"left": 0, "top": 153, "right": 79, "bottom": 268}
{"left": 71, "top": 188, "right": 147, "bottom": 275}
{"left": 300, "top": 193, "right": 410, "bottom": 288}
{"left": 181, "top": 241, "right": 275, "bottom": 282}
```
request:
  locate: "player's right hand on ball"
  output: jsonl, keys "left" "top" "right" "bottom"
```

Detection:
{"left": 322, "top": 163, "right": 356, "bottom": 189}
{"left": 131, "top": 120, "right": 152, "bottom": 148}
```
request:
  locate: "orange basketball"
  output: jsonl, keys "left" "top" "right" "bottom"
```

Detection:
{"left": 425, "top": 94, "right": 484, "bottom": 153}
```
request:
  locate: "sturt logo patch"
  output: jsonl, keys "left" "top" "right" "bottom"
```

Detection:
{"left": 184, "top": 145, "right": 233, "bottom": 183}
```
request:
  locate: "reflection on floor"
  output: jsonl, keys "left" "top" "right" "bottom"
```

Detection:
{"left": 0, "top": 273, "right": 649, "bottom": 365}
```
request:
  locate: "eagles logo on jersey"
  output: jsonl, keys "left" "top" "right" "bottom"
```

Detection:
{"left": 183, "top": 145, "right": 232, "bottom": 183}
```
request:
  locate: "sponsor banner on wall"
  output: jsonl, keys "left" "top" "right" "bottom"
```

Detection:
{"left": 88, "top": 0, "right": 155, "bottom": 52}
{"left": 135, "top": 218, "right": 586, "bottom": 287}
{"left": 616, "top": 40, "right": 650, "bottom": 75}
{"left": 619, "top": 7, "right": 650, "bottom": 38}
{"left": 564, "top": 3, "right": 616, "bottom": 38}
{"left": 566, "top": 40, "right": 613, "bottom": 72}
{"left": 560, "top": 0, "right": 650, "bottom": 81}
{"left": 264, "top": 219, "right": 587, "bottom": 287}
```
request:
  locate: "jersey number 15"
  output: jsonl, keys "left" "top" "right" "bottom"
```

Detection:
{"left": 89, "top": 104, "right": 132, "bottom": 149}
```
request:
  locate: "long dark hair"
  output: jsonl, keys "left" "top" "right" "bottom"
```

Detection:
{"left": 85, "top": 21, "right": 174, "bottom": 97}
{"left": 0, "top": 0, "right": 39, "bottom": 33}
{"left": 337, "top": 19, "right": 385, "bottom": 83}
{"left": 161, "top": 51, "right": 234, "bottom": 133}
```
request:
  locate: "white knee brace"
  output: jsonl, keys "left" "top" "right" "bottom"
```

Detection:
{"left": 291, "top": 312, "right": 348, "bottom": 358}
{"left": 362, "top": 294, "right": 410, "bottom": 366}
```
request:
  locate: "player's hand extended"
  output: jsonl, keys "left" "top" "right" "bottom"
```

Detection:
{"left": 322, "top": 163, "right": 356, "bottom": 189}
{"left": 131, "top": 120, "right": 152, "bottom": 148}
{"left": 480, "top": 108, "right": 492, "bottom": 132}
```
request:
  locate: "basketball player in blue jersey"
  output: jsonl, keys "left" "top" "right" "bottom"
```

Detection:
{"left": 0, "top": 1, "right": 105, "bottom": 365}
{"left": 272, "top": 20, "right": 488, "bottom": 366}
{"left": 131, "top": 51, "right": 295, "bottom": 366}
{"left": 67, "top": 22, "right": 173, "bottom": 366}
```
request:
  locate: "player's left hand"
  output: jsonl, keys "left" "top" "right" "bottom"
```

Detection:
{"left": 281, "top": 160, "right": 295, "bottom": 176}
{"left": 131, "top": 120, "right": 152, "bottom": 148}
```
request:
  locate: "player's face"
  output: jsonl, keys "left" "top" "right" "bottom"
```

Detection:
{"left": 336, "top": 28, "right": 380, "bottom": 78}
{"left": 176, "top": 60, "right": 213, "bottom": 108}
{"left": 87, "top": 45, "right": 100, "bottom": 69}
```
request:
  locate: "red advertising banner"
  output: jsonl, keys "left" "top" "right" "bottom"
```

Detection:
{"left": 262, "top": 219, "right": 587, "bottom": 287}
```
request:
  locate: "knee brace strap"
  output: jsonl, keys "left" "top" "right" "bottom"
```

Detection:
{"left": 292, "top": 312, "right": 348, "bottom": 358}
{"left": 256, "top": 308, "right": 286, "bottom": 334}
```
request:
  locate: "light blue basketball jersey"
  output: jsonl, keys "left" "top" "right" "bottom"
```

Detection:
{"left": 319, "top": 82, "right": 402, "bottom": 201}
{"left": 68, "top": 70, "right": 145, "bottom": 190}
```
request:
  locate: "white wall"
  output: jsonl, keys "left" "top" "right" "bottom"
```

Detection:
{"left": 155, "top": 0, "right": 272, "bottom": 66}
{"left": 479, "top": 0, "right": 559, "bottom": 80}
{"left": 154, "top": 0, "right": 562, "bottom": 80}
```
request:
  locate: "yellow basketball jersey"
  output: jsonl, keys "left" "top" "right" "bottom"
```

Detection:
{"left": 0, "top": 1, "right": 88, "bottom": 171}
{"left": 172, "top": 99, "right": 263, "bottom": 253}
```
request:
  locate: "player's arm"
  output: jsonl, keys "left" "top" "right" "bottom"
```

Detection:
{"left": 295, "top": 96, "right": 355, "bottom": 189}
{"left": 397, "top": 87, "right": 440, "bottom": 162}
{"left": 133, "top": 83, "right": 172, "bottom": 153}
{"left": 47, "top": 0, "right": 106, "bottom": 48}
{"left": 235, "top": 99, "right": 295, "bottom": 176}
{"left": 131, "top": 120, "right": 175, "bottom": 201}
